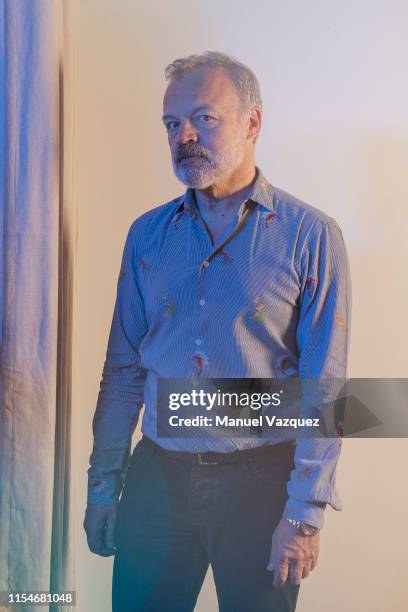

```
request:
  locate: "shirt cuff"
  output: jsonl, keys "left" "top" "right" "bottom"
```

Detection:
{"left": 282, "top": 498, "right": 328, "bottom": 530}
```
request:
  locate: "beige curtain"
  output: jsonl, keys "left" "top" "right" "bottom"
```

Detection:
{"left": 0, "top": 2, "right": 76, "bottom": 611}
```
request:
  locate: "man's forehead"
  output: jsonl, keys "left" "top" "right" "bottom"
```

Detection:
{"left": 163, "top": 67, "right": 240, "bottom": 113}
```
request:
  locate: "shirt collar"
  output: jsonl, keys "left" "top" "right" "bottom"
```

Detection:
{"left": 175, "top": 166, "right": 275, "bottom": 216}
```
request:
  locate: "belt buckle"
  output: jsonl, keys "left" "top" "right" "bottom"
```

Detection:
{"left": 197, "top": 452, "right": 219, "bottom": 466}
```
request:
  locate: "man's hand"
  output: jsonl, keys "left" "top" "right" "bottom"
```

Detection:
{"left": 267, "top": 518, "right": 320, "bottom": 588}
{"left": 83, "top": 503, "right": 118, "bottom": 557}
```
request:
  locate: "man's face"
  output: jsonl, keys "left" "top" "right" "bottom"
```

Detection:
{"left": 162, "top": 67, "right": 249, "bottom": 189}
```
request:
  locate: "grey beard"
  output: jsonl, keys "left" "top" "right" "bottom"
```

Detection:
{"left": 173, "top": 147, "right": 245, "bottom": 189}
{"left": 174, "top": 157, "right": 224, "bottom": 189}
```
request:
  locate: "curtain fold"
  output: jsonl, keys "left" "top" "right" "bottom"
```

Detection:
{"left": 0, "top": 2, "right": 75, "bottom": 610}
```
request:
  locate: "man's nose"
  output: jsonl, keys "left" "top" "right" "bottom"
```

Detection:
{"left": 176, "top": 119, "right": 198, "bottom": 144}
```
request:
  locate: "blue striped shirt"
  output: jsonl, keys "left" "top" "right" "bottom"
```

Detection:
{"left": 87, "top": 166, "right": 352, "bottom": 530}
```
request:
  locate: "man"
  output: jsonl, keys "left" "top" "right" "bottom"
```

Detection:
{"left": 84, "top": 51, "right": 351, "bottom": 611}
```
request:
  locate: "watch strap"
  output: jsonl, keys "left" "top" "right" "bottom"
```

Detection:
{"left": 286, "top": 517, "right": 319, "bottom": 535}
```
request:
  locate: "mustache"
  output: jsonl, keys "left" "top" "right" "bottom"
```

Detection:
{"left": 176, "top": 145, "right": 209, "bottom": 163}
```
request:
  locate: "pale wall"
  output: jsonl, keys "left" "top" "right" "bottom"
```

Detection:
{"left": 72, "top": 1, "right": 408, "bottom": 610}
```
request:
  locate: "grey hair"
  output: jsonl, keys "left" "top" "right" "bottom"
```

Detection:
{"left": 164, "top": 50, "right": 262, "bottom": 113}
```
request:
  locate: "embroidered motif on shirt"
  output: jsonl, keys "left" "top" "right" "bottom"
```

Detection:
{"left": 305, "top": 277, "right": 318, "bottom": 296}
{"left": 89, "top": 479, "right": 105, "bottom": 493}
{"left": 334, "top": 313, "right": 346, "bottom": 332}
{"left": 174, "top": 211, "right": 185, "bottom": 229}
{"left": 296, "top": 467, "right": 313, "bottom": 481}
{"left": 218, "top": 249, "right": 233, "bottom": 264}
{"left": 264, "top": 211, "right": 280, "bottom": 228}
{"left": 162, "top": 290, "right": 176, "bottom": 318}
{"left": 139, "top": 258, "right": 150, "bottom": 272}
{"left": 252, "top": 295, "right": 266, "bottom": 321}
{"left": 261, "top": 178, "right": 272, "bottom": 194}
{"left": 276, "top": 355, "right": 297, "bottom": 376}
{"left": 192, "top": 351, "right": 209, "bottom": 372}
{"left": 336, "top": 419, "right": 344, "bottom": 437}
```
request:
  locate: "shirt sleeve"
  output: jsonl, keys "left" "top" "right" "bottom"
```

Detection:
{"left": 86, "top": 221, "right": 148, "bottom": 505}
{"left": 282, "top": 218, "right": 352, "bottom": 530}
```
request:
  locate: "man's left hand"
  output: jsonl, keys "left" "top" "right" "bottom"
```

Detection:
{"left": 267, "top": 518, "right": 320, "bottom": 588}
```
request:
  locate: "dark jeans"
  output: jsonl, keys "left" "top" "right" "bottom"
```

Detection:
{"left": 112, "top": 435, "right": 300, "bottom": 612}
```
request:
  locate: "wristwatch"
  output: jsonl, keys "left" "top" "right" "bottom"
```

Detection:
{"left": 286, "top": 518, "right": 319, "bottom": 536}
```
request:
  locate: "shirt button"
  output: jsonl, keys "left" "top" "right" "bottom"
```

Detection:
{"left": 199, "top": 299, "right": 205, "bottom": 306}
{"left": 195, "top": 339, "right": 202, "bottom": 346}
{"left": 203, "top": 260, "right": 210, "bottom": 268}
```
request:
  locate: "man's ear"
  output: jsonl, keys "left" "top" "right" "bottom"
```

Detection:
{"left": 247, "top": 106, "right": 262, "bottom": 143}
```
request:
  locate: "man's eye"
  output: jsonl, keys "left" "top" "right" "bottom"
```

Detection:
{"left": 166, "top": 121, "right": 179, "bottom": 130}
{"left": 198, "top": 115, "right": 216, "bottom": 123}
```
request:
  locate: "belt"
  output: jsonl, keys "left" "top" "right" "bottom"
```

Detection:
{"left": 141, "top": 434, "right": 296, "bottom": 466}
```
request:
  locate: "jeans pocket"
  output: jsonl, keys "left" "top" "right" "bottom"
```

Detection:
{"left": 129, "top": 439, "right": 149, "bottom": 468}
